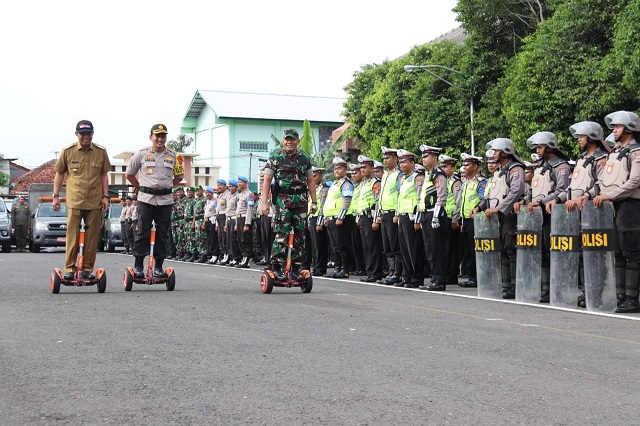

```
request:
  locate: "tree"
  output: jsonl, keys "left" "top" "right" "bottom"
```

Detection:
{"left": 0, "top": 172, "right": 9, "bottom": 189}
{"left": 167, "top": 134, "right": 193, "bottom": 153}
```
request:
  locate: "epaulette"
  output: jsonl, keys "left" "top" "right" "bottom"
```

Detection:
{"left": 92, "top": 142, "right": 106, "bottom": 150}
{"left": 62, "top": 142, "right": 77, "bottom": 150}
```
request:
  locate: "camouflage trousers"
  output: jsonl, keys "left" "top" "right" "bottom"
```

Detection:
{"left": 172, "top": 219, "right": 182, "bottom": 253}
{"left": 194, "top": 219, "right": 208, "bottom": 255}
{"left": 271, "top": 206, "right": 307, "bottom": 269}
{"left": 184, "top": 220, "right": 196, "bottom": 253}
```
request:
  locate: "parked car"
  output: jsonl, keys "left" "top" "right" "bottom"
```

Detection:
{"left": 30, "top": 202, "right": 68, "bottom": 252}
{"left": 5, "top": 199, "right": 15, "bottom": 246}
{"left": 0, "top": 198, "right": 11, "bottom": 253}
{"left": 99, "top": 203, "right": 124, "bottom": 252}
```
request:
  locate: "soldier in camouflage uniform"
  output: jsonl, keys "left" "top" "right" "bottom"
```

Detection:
{"left": 170, "top": 187, "right": 185, "bottom": 260}
{"left": 183, "top": 186, "right": 197, "bottom": 262}
{"left": 193, "top": 185, "right": 208, "bottom": 263}
{"left": 261, "top": 129, "right": 317, "bottom": 281}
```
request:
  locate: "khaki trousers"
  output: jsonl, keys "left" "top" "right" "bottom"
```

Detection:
{"left": 65, "top": 208, "right": 103, "bottom": 273}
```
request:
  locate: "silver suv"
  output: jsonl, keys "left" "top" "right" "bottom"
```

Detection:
{"left": 30, "top": 202, "right": 68, "bottom": 252}
{"left": 0, "top": 199, "right": 11, "bottom": 253}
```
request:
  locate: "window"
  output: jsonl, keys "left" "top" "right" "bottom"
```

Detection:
{"left": 111, "top": 166, "right": 116, "bottom": 172}
{"left": 121, "top": 166, "right": 126, "bottom": 172}
{"left": 195, "top": 167, "right": 200, "bottom": 174}
{"left": 205, "top": 167, "right": 210, "bottom": 174}
{"left": 239, "top": 141, "right": 268, "bottom": 152}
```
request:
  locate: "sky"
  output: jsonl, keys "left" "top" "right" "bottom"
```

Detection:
{"left": 0, "top": 0, "right": 459, "bottom": 169}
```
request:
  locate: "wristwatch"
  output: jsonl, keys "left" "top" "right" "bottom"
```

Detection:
{"left": 52, "top": 193, "right": 59, "bottom": 198}
{"left": 102, "top": 194, "right": 110, "bottom": 199}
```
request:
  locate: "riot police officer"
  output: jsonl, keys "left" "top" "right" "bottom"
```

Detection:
{"left": 473, "top": 139, "right": 525, "bottom": 299}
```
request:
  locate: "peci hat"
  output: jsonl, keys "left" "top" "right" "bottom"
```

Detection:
{"left": 228, "top": 179, "right": 238, "bottom": 187}
{"left": 76, "top": 120, "right": 94, "bottom": 133}
{"left": 151, "top": 124, "right": 168, "bottom": 135}
{"left": 397, "top": 149, "right": 416, "bottom": 162}
{"left": 332, "top": 157, "right": 348, "bottom": 168}
{"left": 420, "top": 144, "right": 442, "bottom": 157}
{"left": 283, "top": 129, "right": 299, "bottom": 139}
{"left": 237, "top": 176, "right": 248, "bottom": 183}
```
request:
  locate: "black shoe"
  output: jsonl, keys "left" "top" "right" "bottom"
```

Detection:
{"left": 616, "top": 298, "right": 640, "bottom": 313}
{"left": 539, "top": 291, "right": 550, "bottom": 304}
{"left": 394, "top": 281, "right": 407, "bottom": 287}
{"left": 153, "top": 268, "right": 168, "bottom": 278}
{"left": 236, "top": 257, "right": 250, "bottom": 268}
{"left": 617, "top": 293, "right": 626, "bottom": 308}
{"left": 80, "top": 271, "right": 95, "bottom": 280}
{"left": 383, "top": 275, "right": 401, "bottom": 285}
{"left": 312, "top": 270, "right": 325, "bottom": 277}
{"left": 134, "top": 267, "right": 145, "bottom": 279}
{"left": 186, "top": 254, "right": 197, "bottom": 263}
{"left": 291, "top": 268, "right": 304, "bottom": 281}
{"left": 63, "top": 272, "right": 75, "bottom": 280}
{"left": 459, "top": 281, "right": 477, "bottom": 288}
{"left": 502, "top": 287, "right": 516, "bottom": 299}
{"left": 272, "top": 267, "right": 285, "bottom": 281}
{"left": 333, "top": 270, "right": 350, "bottom": 279}
{"left": 196, "top": 255, "right": 208, "bottom": 263}
{"left": 360, "top": 276, "right": 379, "bottom": 283}
{"left": 421, "top": 283, "right": 446, "bottom": 291}
{"left": 404, "top": 282, "right": 420, "bottom": 288}
{"left": 219, "top": 255, "right": 230, "bottom": 265}
{"left": 577, "top": 293, "right": 586, "bottom": 308}
{"left": 354, "top": 270, "right": 367, "bottom": 276}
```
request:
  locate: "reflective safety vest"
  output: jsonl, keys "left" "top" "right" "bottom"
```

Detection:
{"left": 379, "top": 169, "right": 400, "bottom": 211}
{"left": 397, "top": 172, "right": 418, "bottom": 214}
{"left": 601, "top": 143, "right": 640, "bottom": 199}
{"left": 446, "top": 177, "right": 461, "bottom": 218}
{"left": 308, "top": 184, "right": 323, "bottom": 217}
{"left": 323, "top": 178, "right": 346, "bottom": 217}
{"left": 348, "top": 182, "right": 362, "bottom": 215}
{"left": 358, "top": 177, "right": 378, "bottom": 212}
{"left": 531, "top": 157, "right": 567, "bottom": 202}
{"left": 461, "top": 176, "right": 485, "bottom": 219}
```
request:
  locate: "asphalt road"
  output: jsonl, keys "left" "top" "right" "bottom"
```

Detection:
{"left": 1, "top": 250, "right": 640, "bottom": 425}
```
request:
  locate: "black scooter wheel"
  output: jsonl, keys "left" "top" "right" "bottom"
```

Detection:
{"left": 123, "top": 269, "right": 133, "bottom": 291}
{"left": 261, "top": 272, "right": 273, "bottom": 294}
{"left": 300, "top": 276, "right": 313, "bottom": 293}
{"left": 166, "top": 271, "right": 176, "bottom": 291}
{"left": 51, "top": 272, "right": 61, "bottom": 294}
{"left": 97, "top": 273, "right": 107, "bottom": 293}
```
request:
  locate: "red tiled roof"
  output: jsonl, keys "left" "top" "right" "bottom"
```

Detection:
{"left": 11, "top": 160, "right": 65, "bottom": 193}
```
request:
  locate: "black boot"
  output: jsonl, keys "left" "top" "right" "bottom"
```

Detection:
{"left": 185, "top": 253, "right": 197, "bottom": 262}
{"left": 196, "top": 254, "right": 208, "bottom": 263}
{"left": 153, "top": 259, "right": 168, "bottom": 278}
{"left": 134, "top": 257, "right": 145, "bottom": 278}
{"left": 616, "top": 296, "right": 640, "bottom": 313}
{"left": 272, "top": 264, "right": 285, "bottom": 281}
{"left": 235, "top": 256, "right": 250, "bottom": 268}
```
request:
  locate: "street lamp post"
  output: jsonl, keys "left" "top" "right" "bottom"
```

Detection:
{"left": 404, "top": 64, "right": 475, "bottom": 156}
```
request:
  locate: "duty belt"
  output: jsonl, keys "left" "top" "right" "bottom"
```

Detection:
{"left": 380, "top": 209, "right": 395, "bottom": 214}
{"left": 139, "top": 186, "right": 172, "bottom": 196}
{"left": 237, "top": 214, "right": 247, "bottom": 218}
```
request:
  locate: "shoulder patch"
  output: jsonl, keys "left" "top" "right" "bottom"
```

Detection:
{"left": 62, "top": 142, "right": 76, "bottom": 150}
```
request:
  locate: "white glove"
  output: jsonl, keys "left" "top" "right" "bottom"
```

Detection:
{"left": 431, "top": 205, "right": 442, "bottom": 229}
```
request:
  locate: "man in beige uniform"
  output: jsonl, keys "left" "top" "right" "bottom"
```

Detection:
{"left": 52, "top": 120, "right": 111, "bottom": 280}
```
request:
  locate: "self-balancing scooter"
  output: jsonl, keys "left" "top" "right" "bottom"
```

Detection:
{"left": 260, "top": 228, "right": 312, "bottom": 293}
{"left": 51, "top": 219, "right": 106, "bottom": 294}
{"left": 123, "top": 220, "right": 175, "bottom": 291}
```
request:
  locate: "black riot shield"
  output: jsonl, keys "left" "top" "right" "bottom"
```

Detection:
{"left": 474, "top": 213, "right": 502, "bottom": 299}
{"left": 581, "top": 201, "right": 617, "bottom": 312}
{"left": 516, "top": 207, "right": 543, "bottom": 303}
{"left": 550, "top": 205, "right": 580, "bottom": 308}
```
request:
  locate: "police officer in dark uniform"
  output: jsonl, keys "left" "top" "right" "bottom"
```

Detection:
{"left": 417, "top": 145, "right": 449, "bottom": 291}
{"left": 126, "top": 124, "right": 185, "bottom": 278}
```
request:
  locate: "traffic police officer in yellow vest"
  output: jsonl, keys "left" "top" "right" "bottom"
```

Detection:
{"left": 593, "top": 111, "right": 640, "bottom": 313}
{"left": 458, "top": 153, "right": 487, "bottom": 287}
{"left": 376, "top": 147, "right": 403, "bottom": 284}
{"left": 52, "top": 120, "right": 111, "bottom": 280}
{"left": 394, "top": 149, "right": 424, "bottom": 288}
{"left": 322, "top": 157, "right": 355, "bottom": 279}
{"left": 417, "top": 145, "right": 449, "bottom": 291}
{"left": 348, "top": 163, "right": 367, "bottom": 275}
{"left": 440, "top": 154, "right": 463, "bottom": 286}
{"left": 356, "top": 155, "right": 384, "bottom": 282}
